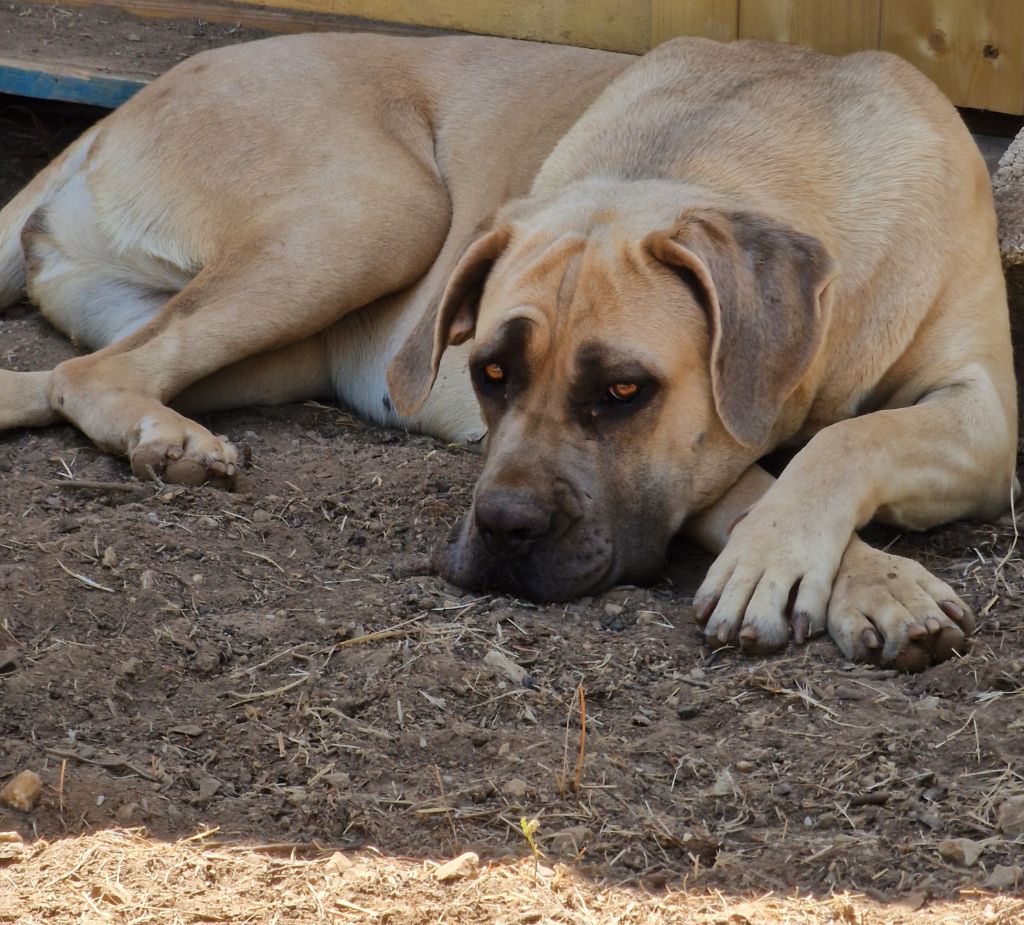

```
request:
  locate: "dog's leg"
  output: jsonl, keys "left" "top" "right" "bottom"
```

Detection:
{"left": 0, "top": 370, "right": 57, "bottom": 429}
{"left": 684, "top": 358, "right": 1011, "bottom": 667}
{"left": 45, "top": 184, "right": 449, "bottom": 485}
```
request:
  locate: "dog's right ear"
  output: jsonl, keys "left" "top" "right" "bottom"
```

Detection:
{"left": 386, "top": 226, "right": 510, "bottom": 417}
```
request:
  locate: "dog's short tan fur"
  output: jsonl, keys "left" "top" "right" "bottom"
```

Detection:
{"left": 0, "top": 34, "right": 1015, "bottom": 671}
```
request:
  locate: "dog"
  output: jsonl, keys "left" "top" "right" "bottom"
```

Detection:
{"left": 0, "top": 33, "right": 1016, "bottom": 672}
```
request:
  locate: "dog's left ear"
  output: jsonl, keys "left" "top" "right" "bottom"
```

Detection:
{"left": 386, "top": 225, "right": 510, "bottom": 417}
{"left": 645, "top": 209, "right": 837, "bottom": 448}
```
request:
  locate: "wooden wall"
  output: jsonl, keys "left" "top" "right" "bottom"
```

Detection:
{"left": 227, "top": 0, "right": 1024, "bottom": 114}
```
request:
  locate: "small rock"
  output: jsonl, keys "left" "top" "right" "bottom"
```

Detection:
{"left": 324, "top": 772, "right": 351, "bottom": 791}
{"left": 115, "top": 802, "right": 139, "bottom": 825}
{"left": 996, "top": 796, "right": 1024, "bottom": 838}
{"left": 937, "top": 837, "right": 986, "bottom": 867}
{"left": 101, "top": 546, "right": 118, "bottom": 569}
{"left": 119, "top": 658, "right": 143, "bottom": 679}
{"left": 484, "top": 649, "right": 530, "bottom": 686}
{"left": 676, "top": 702, "right": 702, "bottom": 720}
{"left": 140, "top": 569, "right": 156, "bottom": 590}
{"left": 252, "top": 509, "right": 273, "bottom": 524}
{"left": 126, "top": 32, "right": 141, "bottom": 42}
{"left": 603, "top": 603, "right": 625, "bottom": 617}
{"left": 325, "top": 851, "right": 354, "bottom": 876}
{"left": 0, "top": 650, "right": 18, "bottom": 675}
{"left": 631, "top": 713, "right": 652, "bottom": 727}
{"left": 0, "top": 831, "right": 24, "bottom": 862}
{"left": 913, "top": 811, "right": 944, "bottom": 832}
{"left": 194, "top": 650, "right": 220, "bottom": 674}
{"left": 434, "top": 851, "right": 479, "bottom": 881}
{"left": 196, "top": 777, "right": 221, "bottom": 803}
{"left": 709, "top": 768, "right": 737, "bottom": 797}
{"left": 0, "top": 771, "right": 43, "bottom": 812}
{"left": 734, "top": 760, "right": 755, "bottom": 773}
{"left": 985, "top": 864, "right": 1022, "bottom": 891}
{"left": 168, "top": 724, "right": 202, "bottom": 737}
{"left": 502, "top": 778, "right": 529, "bottom": 800}
{"left": 548, "top": 826, "right": 592, "bottom": 855}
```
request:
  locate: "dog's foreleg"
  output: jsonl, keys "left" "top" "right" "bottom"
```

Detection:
{"left": 0, "top": 370, "right": 58, "bottom": 429}
{"left": 685, "top": 364, "right": 1012, "bottom": 669}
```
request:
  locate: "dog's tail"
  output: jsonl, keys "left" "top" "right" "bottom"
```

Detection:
{"left": 0, "top": 122, "right": 102, "bottom": 310}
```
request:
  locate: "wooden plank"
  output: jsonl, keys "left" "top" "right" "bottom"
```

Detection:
{"left": 230, "top": 0, "right": 653, "bottom": 52}
{"left": 0, "top": 55, "right": 145, "bottom": 107}
{"left": 651, "top": 1, "right": 739, "bottom": 46}
{"left": 49, "top": 0, "right": 445, "bottom": 37}
{"left": 739, "top": 0, "right": 881, "bottom": 56}
{"left": 881, "top": 0, "right": 1024, "bottom": 115}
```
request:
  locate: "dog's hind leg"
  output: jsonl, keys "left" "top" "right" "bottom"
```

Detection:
{"left": 45, "top": 172, "right": 450, "bottom": 486}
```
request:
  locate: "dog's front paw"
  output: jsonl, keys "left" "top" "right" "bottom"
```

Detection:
{"left": 826, "top": 539, "right": 974, "bottom": 672}
{"left": 129, "top": 410, "right": 240, "bottom": 488}
{"left": 693, "top": 505, "right": 843, "bottom": 654}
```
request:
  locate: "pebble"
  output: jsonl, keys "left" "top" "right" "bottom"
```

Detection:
{"left": 986, "top": 864, "right": 1022, "bottom": 891}
{"left": 0, "top": 831, "right": 24, "bottom": 862}
{"left": 549, "top": 825, "right": 592, "bottom": 855}
{"left": 676, "top": 703, "right": 702, "bottom": 720}
{"left": 324, "top": 772, "right": 351, "bottom": 791}
{"left": 734, "top": 760, "right": 755, "bottom": 773}
{"left": 484, "top": 649, "right": 530, "bottom": 686}
{"left": 101, "top": 546, "right": 118, "bottom": 569}
{"left": 937, "top": 837, "right": 986, "bottom": 867}
{"left": 434, "top": 851, "right": 479, "bottom": 881}
{"left": 115, "top": 802, "right": 139, "bottom": 824}
{"left": 196, "top": 777, "right": 222, "bottom": 803}
{"left": 996, "top": 795, "right": 1024, "bottom": 838}
{"left": 502, "top": 778, "right": 529, "bottom": 800}
{"left": 603, "top": 603, "right": 625, "bottom": 617}
{"left": 0, "top": 649, "right": 18, "bottom": 675}
{"left": 325, "top": 852, "right": 354, "bottom": 876}
{"left": 0, "top": 770, "right": 43, "bottom": 812}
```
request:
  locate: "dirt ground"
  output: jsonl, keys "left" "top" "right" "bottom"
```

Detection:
{"left": 2, "top": 68, "right": 1024, "bottom": 925}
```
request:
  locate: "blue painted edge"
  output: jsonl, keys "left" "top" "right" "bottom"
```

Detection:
{"left": 0, "top": 62, "right": 146, "bottom": 108}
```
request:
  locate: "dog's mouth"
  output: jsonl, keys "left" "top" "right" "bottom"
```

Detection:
{"left": 432, "top": 511, "right": 621, "bottom": 602}
{"left": 432, "top": 509, "right": 674, "bottom": 603}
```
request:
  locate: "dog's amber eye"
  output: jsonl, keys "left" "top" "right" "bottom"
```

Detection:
{"left": 482, "top": 363, "right": 505, "bottom": 383}
{"left": 608, "top": 382, "right": 640, "bottom": 402}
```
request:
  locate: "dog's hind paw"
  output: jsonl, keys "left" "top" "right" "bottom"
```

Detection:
{"left": 129, "top": 410, "right": 240, "bottom": 489}
{"left": 826, "top": 539, "right": 974, "bottom": 672}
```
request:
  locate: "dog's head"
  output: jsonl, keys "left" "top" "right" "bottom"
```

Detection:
{"left": 387, "top": 182, "right": 836, "bottom": 601}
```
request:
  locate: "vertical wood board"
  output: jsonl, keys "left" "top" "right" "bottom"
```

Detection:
{"left": 739, "top": 0, "right": 882, "bottom": 55}
{"left": 881, "top": 0, "right": 1024, "bottom": 115}
{"left": 651, "top": 1, "right": 739, "bottom": 45}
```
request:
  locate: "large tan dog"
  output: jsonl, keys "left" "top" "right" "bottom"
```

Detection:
{"left": 0, "top": 34, "right": 1016, "bottom": 671}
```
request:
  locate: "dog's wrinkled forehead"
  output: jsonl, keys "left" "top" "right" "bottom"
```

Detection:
{"left": 472, "top": 226, "right": 675, "bottom": 389}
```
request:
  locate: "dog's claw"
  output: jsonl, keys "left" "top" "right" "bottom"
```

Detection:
{"left": 694, "top": 597, "right": 717, "bottom": 625}
{"left": 792, "top": 612, "right": 810, "bottom": 644}
{"left": 861, "top": 628, "right": 881, "bottom": 650}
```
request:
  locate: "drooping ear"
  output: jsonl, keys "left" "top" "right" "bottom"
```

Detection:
{"left": 645, "top": 209, "right": 837, "bottom": 448}
{"left": 386, "top": 226, "right": 510, "bottom": 417}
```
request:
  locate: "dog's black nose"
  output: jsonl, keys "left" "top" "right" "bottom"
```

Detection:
{"left": 474, "top": 490, "right": 552, "bottom": 559}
